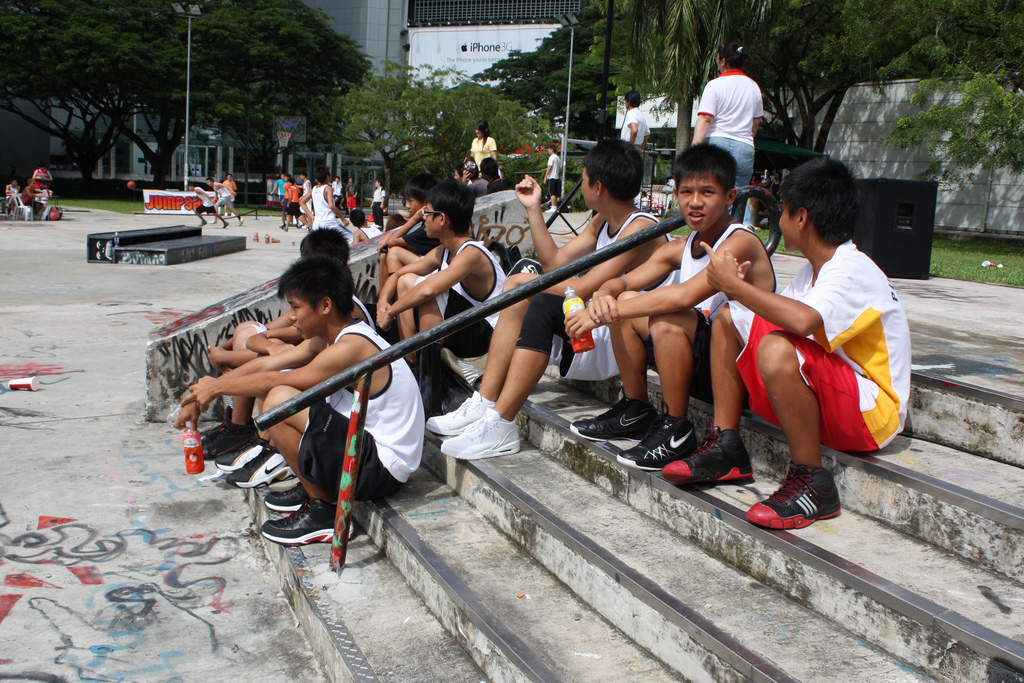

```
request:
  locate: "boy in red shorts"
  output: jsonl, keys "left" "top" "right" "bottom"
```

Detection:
{"left": 689, "top": 157, "right": 910, "bottom": 529}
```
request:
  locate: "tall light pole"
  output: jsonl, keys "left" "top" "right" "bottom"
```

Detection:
{"left": 172, "top": 3, "right": 201, "bottom": 190}
{"left": 555, "top": 13, "right": 580, "bottom": 189}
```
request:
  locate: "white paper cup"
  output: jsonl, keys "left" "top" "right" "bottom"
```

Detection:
{"left": 8, "top": 377, "right": 39, "bottom": 391}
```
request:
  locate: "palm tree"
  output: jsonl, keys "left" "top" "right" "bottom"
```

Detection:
{"left": 623, "top": 0, "right": 777, "bottom": 154}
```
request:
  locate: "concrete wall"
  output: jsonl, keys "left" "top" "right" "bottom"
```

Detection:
{"left": 144, "top": 190, "right": 531, "bottom": 420}
{"left": 303, "top": 0, "right": 409, "bottom": 68}
{"left": 823, "top": 80, "right": 1024, "bottom": 234}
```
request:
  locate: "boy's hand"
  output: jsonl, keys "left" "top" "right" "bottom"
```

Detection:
{"left": 376, "top": 301, "right": 394, "bottom": 331}
{"left": 565, "top": 308, "right": 598, "bottom": 339}
{"left": 701, "top": 240, "right": 751, "bottom": 294}
{"left": 186, "top": 376, "right": 220, "bottom": 411}
{"left": 587, "top": 292, "right": 619, "bottom": 325}
{"left": 515, "top": 176, "right": 542, "bottom": 210}
{"left": 173, "top": 401, "right": 201, "bottom": 430}
{"left": 207, "top": 345, "right": 228, "bottom": 369}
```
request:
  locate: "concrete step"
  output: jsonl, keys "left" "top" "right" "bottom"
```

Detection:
{"left": 517, "top": 380, "right": 1024, "bottom": 682}
{"left": 908, "top": 372, "right": 1024, "bottom": 470}
{"left": 424, "top": 438, "right": 930, "bottom": 683}
{"left": 356, "top": 470, "right": 688, "bottom": 683}
{"left": 561, "top": 372, "right": 1024, "bottom": 584}
{"left": 245, "top": 487, "right": 485, "bottom": 683}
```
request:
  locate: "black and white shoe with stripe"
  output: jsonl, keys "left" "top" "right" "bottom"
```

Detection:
{"left": 746, "top": 464, "right": 841, "bottom": 529}
{"left": 226, "top": 446, "right": 292, "bottom": 488}
{"left": 570, "top": 397, "right": 658, "bottom": 441}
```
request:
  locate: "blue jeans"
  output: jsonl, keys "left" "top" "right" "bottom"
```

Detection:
{"left": 707, "top": 135, "right": 755, "bottom": 189}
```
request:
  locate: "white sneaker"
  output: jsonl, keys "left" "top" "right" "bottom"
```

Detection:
{"left": 441, "top": 409, "right": 520, "bottom": 460}
{"left": 425, "top": 391, "right": 490, "bottom": 436}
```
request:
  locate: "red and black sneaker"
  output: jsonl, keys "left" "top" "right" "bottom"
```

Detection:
{"left": 747, "top": 464, "right": 841, "bottom": 530}
{"left": 662, "top": 427, "right": 753, "bottom": 484}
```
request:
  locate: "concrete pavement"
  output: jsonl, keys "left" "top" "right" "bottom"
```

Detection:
{"left": 0, "top": 207, "right": 319, "bottom": 681}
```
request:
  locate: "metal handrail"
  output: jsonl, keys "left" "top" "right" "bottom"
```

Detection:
{"left": 254, "top": 211, "right": 686, "bottom": 432}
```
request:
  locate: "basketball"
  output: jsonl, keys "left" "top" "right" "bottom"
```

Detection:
{"left": 127, "top": 180, "right": 136, "bottom": 190}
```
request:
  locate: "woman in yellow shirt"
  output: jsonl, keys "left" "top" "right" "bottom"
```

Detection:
{"left": 470, "top": 120, "right": 497, "bottom": 165}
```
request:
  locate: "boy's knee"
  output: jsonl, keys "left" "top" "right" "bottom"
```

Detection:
{"left": 264, "top": 384, "right": 300, "bottom": 410}
{"left": 397, "top": 272, "right": 418, "bottom": 295}
{"left": 757, "top": 332, "right": 800, "bottom": 382}
{"left": 503, "top": 272, "right": 536, "bottom": 292}
{"left": 649, "top": 308, "right": 695, "bottom": 341}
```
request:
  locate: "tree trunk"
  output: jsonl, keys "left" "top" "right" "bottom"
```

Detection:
{"left": 675, "top": 94, "right": 693, "bottom": 155}
{"left": 814, "top": 88, "right": 848, "bottom": 153}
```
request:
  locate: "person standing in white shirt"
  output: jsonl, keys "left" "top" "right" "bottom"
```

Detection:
{"left": 620, "top": 91, "right": 650, "bottom": 147}
{"left": 542, "top": 144, "right": 561, "bottom": 211}
{"left": 692, "top": 43, "right": 764, "bottom": 190}
{"left": 371, "top": 179, "right": 386, "bottom": 228}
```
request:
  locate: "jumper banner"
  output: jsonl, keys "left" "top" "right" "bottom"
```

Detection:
{"left": 143, "top": 189, "right": 208, "bottom": 215}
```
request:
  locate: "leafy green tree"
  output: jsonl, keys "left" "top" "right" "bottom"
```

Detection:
{"left": 479, "top": 3, "right": 615, "bottom": 141}
{"left": 0, "top": 0, "right": 368, "bottom": 186}
{"left": 623, "top": 0, "right": 776, "bottom": 154}
{"left": 337, "top": 63, "right": 549, "bottom": 197}
{"left": 877, "top": 0, "right": 1024, "bottom": 181}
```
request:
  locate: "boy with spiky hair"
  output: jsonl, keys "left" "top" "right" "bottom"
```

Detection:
{"left": 567, "top": 143, "right": 776, "bottom": 473}
{"left": 177, "top": 255, "right": 423, "bottom": 545}
{"left": 697, "top": 156, "right": 910, "bottom": 529}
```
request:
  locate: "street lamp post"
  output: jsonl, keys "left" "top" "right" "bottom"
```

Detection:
{"left": 555, "top": 13, "right": 580, "bottom": 191}
{"left": 172, "top": 3, "right": 201, "bottom": 191}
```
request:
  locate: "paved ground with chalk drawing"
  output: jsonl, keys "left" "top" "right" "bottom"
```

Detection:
{"left": 0, "top": 209, "right": 322, "bottom": 681}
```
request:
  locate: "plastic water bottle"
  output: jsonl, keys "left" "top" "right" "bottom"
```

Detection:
{"left": 563, "top": 286, "right": 595, "bottom": 353}
{"left": 183, "top": 420, "right": 205, "bottom": 474}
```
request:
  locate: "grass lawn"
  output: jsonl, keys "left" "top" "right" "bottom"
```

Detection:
{"left": 61, "top": 198, "right": 139, "bottom": 214}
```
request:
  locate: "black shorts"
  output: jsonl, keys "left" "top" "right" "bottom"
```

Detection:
{"left": 641, "top": 310, "right": 713, "bottom": 404}
{"left": 196, "top": 205, "right": 215, "bottom": 215}
{"left": 443, "top": 290, "right": 493, "bottom": 358}
{"left": 297, "top": 401, "right": 403, "bottom": 501}
{"left": 516, "top": 293, "right": 577, "bottom": 375}
{"left": 286, "top": 202, "right": 302, "bottom": 217}
{"left": 546, "top": 178, "right": 561, "bottom": 197}
{"left": 401, "top": 224, "right": 441, "bottom": 256}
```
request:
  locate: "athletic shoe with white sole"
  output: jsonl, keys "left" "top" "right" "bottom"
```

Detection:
{"left": 746, "top": 464, "right": 841, "bottom": 530}
{"left": 425, "top": 391, "right": 491, "bottom": 436}
{"left": 261, "top": 500, "right": 335, "bottom": 546}
{"left": 226, "top": 447, "right": 292, "bottom": 488}
{"left": 216, "top": 438, "right": 270, "bottom": 472}
{"left": 264, "top": 483, "right": 309, "bottom": 512}
{"left": 440, "top": 408, "right": 519, "bottom": 460}
{"left": 617, "top": 413, "right": 696, "bottom": 471}
{"left": 203, "top": 421, "right": 257, "bottom": 462}
{"left": 570, "top": 397, "right": 658, "bottom": 441}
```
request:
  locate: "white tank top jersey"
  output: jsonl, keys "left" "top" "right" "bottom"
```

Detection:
{"left": 351, "top": 296, "right": 374, "bottom": 332}
{"left": 679, "top": 222, "right": 767, "bottom": 319}
{"left": 216, "top": 186, "right": 231, "bottom": 199}
{"left": 439, "top": 240, "right": 507, "bottom": 328}
{"left": 311, "top": 186, "right": 339, "bottom": 223}
{"left": 325, "top": 321, "right": 424, "bottom": 483}
{"left": 198, "top": 190, "right": 214, "bottom": 207}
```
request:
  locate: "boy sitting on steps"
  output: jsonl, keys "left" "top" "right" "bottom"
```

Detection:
{"left": 693, "top": 156, "right": 910, "bottom": 529}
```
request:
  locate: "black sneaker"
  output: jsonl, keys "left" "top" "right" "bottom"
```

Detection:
{"left": 616, "top": 414, "right": 696, "bottom": 471}
{"left": 570, "top": 397, "right": 658, "bottom": 441}
{"left": 746, "top": 464, "right": 841, "bottom": 530}
{"left": 265, "top": 483, "right": 309, "bottom": 512}
{"left": 225, "top": 445, "right": 292, "bottom": 488}
{"left": 202, "top": 420, "right": 256, "bottom": 461}
{"left": 261, "top": 500, "right": 336, "bottom": 546}
{"left": 216, "top": 438, "right": 269, "bottom": 472}
{"left": 662, "top": 427, "right": 753, "bottom": 484}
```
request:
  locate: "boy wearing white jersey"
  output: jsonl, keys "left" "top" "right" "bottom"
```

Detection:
{"left": 429, "top": 139, "right": 670, "bottom": 459}
{"left": 377, "top": 179, "right": 504, "bottom": 360}
{"left": 191, "top": 179, "right": 229, "bottom": 228}
{"left": 567, "top": 144, "right": 776, "bottom": 472}
{"left": 699, "top": 157, "right": 910, "bottom": 530}
{"left": 178, "top": 255, "right": 423, "bottom": 545}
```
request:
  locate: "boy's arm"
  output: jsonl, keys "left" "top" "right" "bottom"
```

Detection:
{"left": 567, "top": 215, "right": 658, "bottom": 299}
{"left": 226, "top": 338, "right": 325, "bottom": 378}
{"left": 584, "top": 238, "right": 684, "bottom": 325}
{"left": 378, "top": 209, "right": 424, "bottom": 252}
{"left": 692, "top": 114, "right": 713, "bottom": 145}
{"left": 515, "top": 175, "right": 598, "bottom": 268}
{"left": 384, "top": 247, "right": 486, "bottom": 323}
{"left": 186, "top": 336, "right": 340, "bottom": 409}
{"left": 703, "top": 240, "right": 822, "bottom": 336}
{"left": 378, "top": 247, "right": 442, "bottom": 305}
